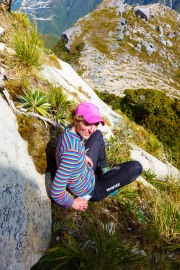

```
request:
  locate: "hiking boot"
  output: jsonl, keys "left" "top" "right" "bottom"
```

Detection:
{"left": 95, "top": 166, "right": 110, "bottom": 175}
{"left": 101, "top": 166, "right": 111, "bottom": 174}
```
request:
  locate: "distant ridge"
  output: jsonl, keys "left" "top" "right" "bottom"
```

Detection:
{"left": 13, "top": 0, "right": 179, "bottom": 38}
{"left": 36, "top": 0, "right": 179, "bottom": 37}
{"left": 37, "top": 0, "right": 103, "bottom": 35}
{"left": 124, "top": 0, "right": 180, "bottom": 13}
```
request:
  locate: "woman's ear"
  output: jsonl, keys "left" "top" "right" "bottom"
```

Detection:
{"left": 73, "top": 116, "right": 77, "bottom": 125}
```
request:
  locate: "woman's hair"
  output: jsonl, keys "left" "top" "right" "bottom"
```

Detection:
{"left": 71, "top": 109, "right": 84, "bottom": 123}
{"left": 74, "top": 115, "right": 84, "bottom": 121}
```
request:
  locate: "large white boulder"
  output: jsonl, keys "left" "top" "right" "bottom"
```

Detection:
{"left": 0, "top": 95, "right": 51, "bottom": 270}
{"left": 131, "top": 145, "right": 180, "bottom": 181}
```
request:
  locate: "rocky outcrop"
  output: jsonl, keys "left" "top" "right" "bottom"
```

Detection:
{"left": 116, "top": 18, "right": 127, "bottom": 41}
{"left": 0, "top": 95, "right": 51, "bottom": 270}
{"left": 61, "top": 2, "right": 179, "bottom": 98}
{"left": 134, "top": 6, "right": 150, "bottom": 21}
{"left": 0, "top": 26, "right": 16, "bottom": 55}
{"left": 131, "top": 145, "right": 180, "bottom": 181}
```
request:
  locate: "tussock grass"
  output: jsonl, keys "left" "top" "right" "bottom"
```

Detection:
{"left": 49, "top": 84, "right": 75, "bottom": 125}
{"left": 32, "top": 203, "right": 147, "bottom": 270}
{"left": 48, "top": 54, "right": 62, "bottom": 69}
{"left": 146, "top": 178, "right": 180, "bottom": 241}
{"left": 13, "top": 24, "right": 43, "bottom": 69}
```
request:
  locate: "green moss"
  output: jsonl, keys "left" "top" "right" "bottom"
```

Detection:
{"left": 17, "top": 114, "right": 50, "bottom": 174}
{"left": 5, "top": 80, "right": 27, "bottom": 100}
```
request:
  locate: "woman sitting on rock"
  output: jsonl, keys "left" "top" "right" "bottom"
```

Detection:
{"left": 51, "top": 102, "right": 142, "bottom": 211}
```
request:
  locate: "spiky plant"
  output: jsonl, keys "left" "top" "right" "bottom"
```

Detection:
{"left": 49, "top": 85, "right": 74, "bottom": 125}
{"left": 17, "top": 89, "right": 51, "bottom": 116}
{"left": 31, "top": 222, "right": 146, "bottom": 270}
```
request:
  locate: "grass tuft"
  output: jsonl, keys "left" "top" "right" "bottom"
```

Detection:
{"left": 13, "top": 24, "right": 43, "bottom": 68}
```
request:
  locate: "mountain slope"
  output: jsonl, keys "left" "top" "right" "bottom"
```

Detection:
{"left": 58, "top": 0, "right": 180, "bottom": 98}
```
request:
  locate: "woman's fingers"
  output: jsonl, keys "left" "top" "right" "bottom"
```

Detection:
{"left": 85, "top": 156, "right": 93, "bottom": 167}
{"left": 72, "top": 198, "right": 88, "bottom": 211}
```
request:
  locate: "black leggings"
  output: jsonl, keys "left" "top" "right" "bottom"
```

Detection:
{"left": 85, "top": 130, "right": 143, "bottom": 201}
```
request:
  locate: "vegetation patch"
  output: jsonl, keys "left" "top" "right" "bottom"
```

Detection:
{"left": 17, "top": 115, "right": 49, "bottom": 174}
{"left": 95, "top": 89, "right": 180, "bottom": 168}
{"left": 13, "top": 24, "right": 43, "bottom": 69}
{"left": 53, "top": 39, "right": 85, "bottom": 67}
{"left": 17, "top": 89, "right": 51, "bottom": 116}
{"left": 32, "top": 170, "right": 180, "bottom": 270}
{"left": 48, "top": 54, "right": 62, "bottom": 69}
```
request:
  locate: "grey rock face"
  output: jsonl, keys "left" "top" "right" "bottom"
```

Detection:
{"left": 166, "top": 40, "right": 172, "bottom": 46}
{"left": 150, "top": 24, "right": 156, "bottom": 30}
{"left": 165, "top": 24, "right": 171, "bottom": 31}
{"left": 0, "top": 96, "right": 51, "bottom": 270}
{"left": 110, "top": 42, "right": 120, "bottom": 52}
{"left": 134, "top": 6, "right": 150, "bottom": 22}
{"left": 117, "top": 1, "right": 126, "bottom": 16}
{"left": 160, "top": 38, "right": 167, "bottom": 46}
{"left": 0, "top": 42, "right": 5, "bottom": 51}
{"left": 117, "top": 32, "right": 124, "bottom": 41}
{"left": 116, "top": 18, "right": 127, "bottom": 41}
{"left": 135, "top": 43, "right": 142, "bottom": 52}
{"left": 141, "top": 41, "right": 156, "bottom": 56}
{"left": 157, "top": 25, "right": 164, "bottom": 34}
{"left": 168, "top": 33, "right": 175, "bottom": 38}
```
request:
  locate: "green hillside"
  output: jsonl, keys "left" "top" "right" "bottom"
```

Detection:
{"left": 39, "top": 32, "right": 60, "bottom": 49}
{"left": 37, "top": 0, "right": 103, "bottom": 35}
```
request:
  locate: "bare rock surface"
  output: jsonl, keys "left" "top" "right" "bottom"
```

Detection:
{"left": 131, "top": 145, "right": 180, "bottom": 180}
{"left": 0, "top": 95, "right": 51, "bottom": 270}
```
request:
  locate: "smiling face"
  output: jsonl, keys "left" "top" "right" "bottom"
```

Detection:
{"left": 73, "top": 118, "right": 99, "bottom": 139}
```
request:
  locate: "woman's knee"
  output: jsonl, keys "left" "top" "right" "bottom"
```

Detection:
{"left": 88, "top": 130, "right": 103, "bottom": 143}
{"left": 93, "top": 130, "right": 103, "bottom": 140}
{"left": 132, "top": 160, "right": 143, "bottom": 175}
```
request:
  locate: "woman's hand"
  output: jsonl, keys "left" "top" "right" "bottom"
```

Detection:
{"left": 72, "top": 198, "right": 88, "bottom": 211}
{"left": 86, "top": 156, "right": 93, "bottom": 167}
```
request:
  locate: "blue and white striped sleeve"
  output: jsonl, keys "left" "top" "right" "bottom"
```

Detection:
{"left": 51, "top": 150, "right": 80, "bottom": 208}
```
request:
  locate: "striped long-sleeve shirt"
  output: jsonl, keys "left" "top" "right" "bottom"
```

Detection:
{"left": 51, "top": 127, "right": 95, "bottom": 208}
